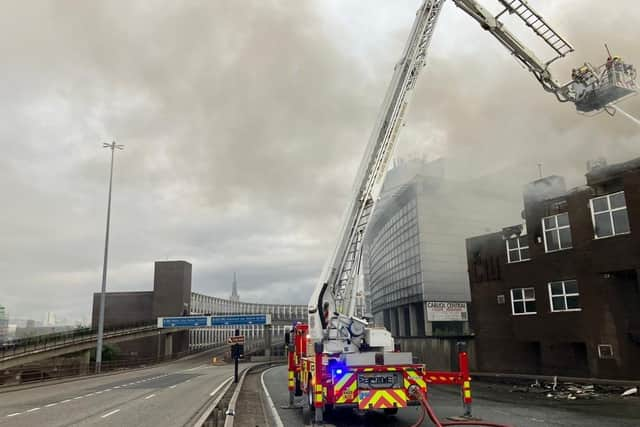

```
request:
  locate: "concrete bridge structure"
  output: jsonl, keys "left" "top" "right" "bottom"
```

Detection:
{"left": 188, "top": 292, "right": 306, "bottom": 350}
{"left": 1, "top": 261, "right": 306, "bottom": 377}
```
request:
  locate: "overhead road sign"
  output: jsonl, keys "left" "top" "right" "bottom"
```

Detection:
{"left": 157, "top": 314, "right": 271, "bottom": 328}
{"left": 157, "top": 316, "right": 209, "bottom": 328}
{"left": 211, "top": 314, "right": 271, "bottom": 326}
{"left": 227, "top": 335, "right": 245, "bottom": 345}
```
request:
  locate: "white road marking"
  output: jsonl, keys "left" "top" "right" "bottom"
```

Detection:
{"left": 95, "top": 391, "right": 103, "bottom": 394}
{"left": 531, "top": 418, "right": 546, "bottom": 423}
{"left": 104, "top": 388, "right": 112, "bottom": 392}
{"left": 185, "top": 365, "right": 204, "bottom": 371}
{"left": 101, "top": 409, "right": 121, "bottom": 418}
{"left": 45, "top": 403, "right": 57, "bottom": 408}
{"left": 144, "top": 394, "right": 156, "bottom": 400}
{"left": 169, "top": 385, "right": 177, "bottom": 389}
{"left": 261, "top": 367, "right": 285, "bottom": 427}
{"left": 210, "top": 377, "right": 233, "bottom": 396}
{"left": 114, "top": 386, "right": 120, "bottom": 389}
{"left": 7, "top": 413, "right": 21, "bottom": 417}
{"left": 26, "top": 408, "right": 40, "bottom": 413}
{"left": 61, "top": 399, "right": 72, "bottom": 403}
{"left": 84, "top": 393, "right": 94, "bottom": 397}
{"left": 73, "top": 396, "right": 83, "bottom": 400}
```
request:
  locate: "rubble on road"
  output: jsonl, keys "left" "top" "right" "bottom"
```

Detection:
{"left": 508, "top": 378, "right": 639, "bottom": 401}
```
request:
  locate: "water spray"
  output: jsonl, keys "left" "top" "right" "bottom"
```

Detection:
{"left": 612, "top": 104, "right": 640, "bottom": 127}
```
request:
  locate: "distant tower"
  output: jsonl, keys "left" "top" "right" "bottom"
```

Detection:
{"left": 230, "top": 272, "right": 240, "bottom": 302}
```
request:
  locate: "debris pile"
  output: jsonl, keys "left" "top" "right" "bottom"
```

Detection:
{"left": 509, "top": 376, "right": 639, "bottom": 401}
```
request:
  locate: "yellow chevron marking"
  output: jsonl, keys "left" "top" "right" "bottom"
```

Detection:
{"left": 334, "top": 373, "right": 353, "bottom": 391}
{"left": 336, "top": 380, "right": 357, "bottom": 403}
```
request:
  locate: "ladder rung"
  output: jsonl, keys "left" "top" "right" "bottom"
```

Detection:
{"left": 497, "top": 0, "right": 573, "bottom": 57}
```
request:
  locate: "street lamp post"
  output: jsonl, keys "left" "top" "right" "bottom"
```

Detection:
{"left": 95, "top": 141, "right": 124, "bottom": 373}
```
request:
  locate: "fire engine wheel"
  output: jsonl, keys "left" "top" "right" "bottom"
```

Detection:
{"left": 307, "top": 380, "right": 314, "bottom": 412}
{"left": 383, "top": 407, "right": 398, "bottom": 415}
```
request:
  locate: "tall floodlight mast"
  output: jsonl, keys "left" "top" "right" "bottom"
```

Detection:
{"left": 95, "top": 141, "right": 124, "bottom": 374}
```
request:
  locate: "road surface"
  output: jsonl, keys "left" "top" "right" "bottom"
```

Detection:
{"left": 0, "top": 352, "right": 243, "bottom": 427}
{"left": 262, "top": 365, "right": 640, "bottom": 427}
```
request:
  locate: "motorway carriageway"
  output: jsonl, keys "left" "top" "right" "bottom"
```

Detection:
{"left": 0, "top": 351, "right": 247, "bottom": 427}
{"left": 262, "top": 365, "right": 640, "bottom": 427}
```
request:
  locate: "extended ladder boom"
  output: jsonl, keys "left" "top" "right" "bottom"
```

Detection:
{"left": 308, "top": 0, "right": 637, "bottom": 344}
{"left": 308, "top": 0, "right": 447, "bottom": 341}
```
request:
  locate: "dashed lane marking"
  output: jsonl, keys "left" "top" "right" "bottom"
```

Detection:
{"left": 169, "top": 385, "right": 177, "bottom": 389}
{"left": 144, "top": 394, "right": 156, "bottom": 400}
{"left": 26, "top": 408, "right": 40, "bottom": 413}
{"left": 61, "top": 399, "right": 72, "bottom": 403}
{"left": 73, "top": 396, "right": 83, "bottom": 400}
{"left": 45, "top": 403, "right": 57, "bottom": 408}
{"left": 7, "top": 413, "right": 21, "bottom": 417}
{"left": 101, "top": 409, "right": 121, "bottom": 418}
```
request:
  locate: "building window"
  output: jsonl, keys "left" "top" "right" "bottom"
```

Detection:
{"left": 506, "top": 236, "right": 530, "bottom": 263}
{"left": 548, "top": 280, "right": 580, "bottom": 312}
{"left": 590, "top": 192, "right": 630, "bottom": 239}
{"left": 597, "top": 344, "right": 614, "bottom": 359}
{"left": 542, "top": 212, "right": 572, "bottom": 252}
{"left": 510, "top": 287, "right": 536, "bottom": 315}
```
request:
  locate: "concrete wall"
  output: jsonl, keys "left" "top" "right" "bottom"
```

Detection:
{"left": 152, "top": 261, "right": 192, "bottom": 318}
{"left": 90, "top": 261, "right": 193, "bottom": 358}
{"left": 152, "top": 261, "right": 192, "bottom": 354}
{"left": 91, "top": 292, "right": 154, "bottom": 329}
{"left": 395, "top": 336, "right": 476, "bottom": 372}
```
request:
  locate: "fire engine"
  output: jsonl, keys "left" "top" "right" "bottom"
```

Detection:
{"left": 286, "top": 0, "right": 636, "bottom": 425}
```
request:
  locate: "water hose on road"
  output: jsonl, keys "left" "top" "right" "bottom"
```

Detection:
{"left": 410, "top": 388, "right": 513, "bottom": 427}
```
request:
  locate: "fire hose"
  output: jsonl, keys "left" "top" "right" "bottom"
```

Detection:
{"left": 409, "top": 388, "right": 513, "bottom": 427}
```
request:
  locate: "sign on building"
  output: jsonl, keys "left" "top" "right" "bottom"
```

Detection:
{"left": 426, "top": 302, "right": 468, "bottom": 321}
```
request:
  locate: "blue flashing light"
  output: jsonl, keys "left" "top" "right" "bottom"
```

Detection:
{"left": 331, "top": 360, "right": 347, "bottom": 378}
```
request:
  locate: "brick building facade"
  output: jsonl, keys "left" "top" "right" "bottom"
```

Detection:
{"left": 466, "top": 158, "right": 640, "bottom": 379}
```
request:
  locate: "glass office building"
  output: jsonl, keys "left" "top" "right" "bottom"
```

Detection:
{"left": 365, "top": 159, "right": 515, "bottom": 337}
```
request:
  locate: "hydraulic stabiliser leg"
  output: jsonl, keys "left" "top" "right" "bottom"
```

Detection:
{"left": 458, "top": 342, "right": 473, "bottom": 418}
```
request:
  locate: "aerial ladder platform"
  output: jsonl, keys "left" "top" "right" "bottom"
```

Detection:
{"left": 288, "top": 0, "right": 637, "bottom": 425}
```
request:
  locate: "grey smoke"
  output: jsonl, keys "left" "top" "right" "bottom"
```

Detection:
{"left": 0, "top": 0, "right": 638, "bottom": 322}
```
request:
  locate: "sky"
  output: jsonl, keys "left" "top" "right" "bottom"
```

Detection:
{"left": 1, "top": 0, "right": 639, "bottom": 324}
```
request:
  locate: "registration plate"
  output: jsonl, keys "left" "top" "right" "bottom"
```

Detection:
{"left": 358, "top": 372, "right": 402, "bottom": 389}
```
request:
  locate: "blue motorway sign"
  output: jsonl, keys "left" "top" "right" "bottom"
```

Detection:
{"left": 158, "top": 316, "right": 209, "bottom": 328}
{"left": 211, "top": 314, "right": 271, "bottom": 326}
